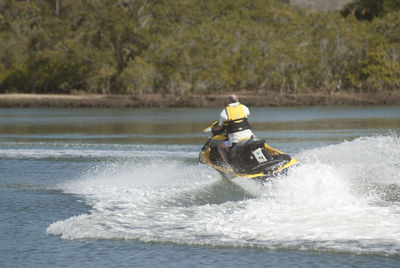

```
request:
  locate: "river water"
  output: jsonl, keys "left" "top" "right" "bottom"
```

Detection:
{"left": 1, "top": 106, "right": 399, "bottom": 267}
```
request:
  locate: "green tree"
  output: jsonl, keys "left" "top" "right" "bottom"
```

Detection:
{"left": 342, "top": 0, "right": 400, "bottom": 20}
{"left": 1, "top": 0, "right": 399, "bottom": 94}
{"left": 351, "top": 35, "right": 400, "bottom": 90}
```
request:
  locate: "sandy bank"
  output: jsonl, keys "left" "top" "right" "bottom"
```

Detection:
{"left": 0, "top": 91, "right": 399, "bottom": 108}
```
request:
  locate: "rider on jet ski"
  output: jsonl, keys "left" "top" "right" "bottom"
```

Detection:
{"left": 211, "top": 94, "right": 254, "bottom": 165}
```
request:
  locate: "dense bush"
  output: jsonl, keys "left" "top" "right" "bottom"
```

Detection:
{"left": 0, "top": 0, "right": 399, "bottom": 94}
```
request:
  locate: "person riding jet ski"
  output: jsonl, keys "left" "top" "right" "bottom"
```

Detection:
{"left": 200, "top": 94, "right": 298, "bottom": 181}
{"left": 211, "top": 94, "right": 254, "bottom": 165}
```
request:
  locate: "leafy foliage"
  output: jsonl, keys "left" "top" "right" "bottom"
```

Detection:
{"left": 342, "top": 0, "right": 400, "bottom": 21}
{"left": 0, "top": 0, "right": 399, "bottom": 94}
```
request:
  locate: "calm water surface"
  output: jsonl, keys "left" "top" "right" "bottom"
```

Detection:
{"left": 1, "top": 106, "right": 399, "bottom": 267}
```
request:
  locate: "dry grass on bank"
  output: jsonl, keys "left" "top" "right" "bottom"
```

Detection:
{"left": 0, "top": 91, "right": 399, "bottom": 108}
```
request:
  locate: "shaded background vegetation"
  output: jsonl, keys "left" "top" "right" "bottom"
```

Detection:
{"left": 0, "top": 0, "right": 399, "bottom": 95}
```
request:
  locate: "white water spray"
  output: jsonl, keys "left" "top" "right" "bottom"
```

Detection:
{"left": 47, "top": 136, "right": 400, "bottom": 255}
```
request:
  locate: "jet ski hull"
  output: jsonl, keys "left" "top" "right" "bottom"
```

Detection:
{"left": 199, "top": 137, "right": 298, "bottom": 181}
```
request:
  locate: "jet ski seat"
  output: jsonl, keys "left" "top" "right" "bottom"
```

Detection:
{"left": 229, "top": 137, "right": 269, "bottom": 160}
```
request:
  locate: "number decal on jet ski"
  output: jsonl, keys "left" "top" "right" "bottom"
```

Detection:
{"left": 251, "top": 148, "right": 268, "bottom": 164}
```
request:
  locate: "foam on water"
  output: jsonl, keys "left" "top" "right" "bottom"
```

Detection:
{"left": 0, "top": 142, "right": 198, "bottom": 160}
{"left": 47, "top": 135, "right": 400, "bottom": 255}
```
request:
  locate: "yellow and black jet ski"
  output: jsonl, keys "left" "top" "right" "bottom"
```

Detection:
{"left": 199, "top": 122, "right": 298, "bottom": 181}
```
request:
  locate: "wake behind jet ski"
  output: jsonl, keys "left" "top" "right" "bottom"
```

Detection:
{"left": 199, "top": 122, "right": 298, "bottom": 181}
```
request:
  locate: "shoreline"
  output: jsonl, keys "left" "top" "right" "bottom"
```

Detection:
{"left": 1, "top": 91, "right": 399, "bottom": 108}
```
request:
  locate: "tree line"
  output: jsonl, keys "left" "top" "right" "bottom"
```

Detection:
{"left": 0, "top": 0, "right": 399, "bottom": 95}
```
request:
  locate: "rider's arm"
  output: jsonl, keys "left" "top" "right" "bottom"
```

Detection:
{"left": 212, "top": 124, "right": 223, "bottom": 131}
{"left": 212, "top": 109, "right": 227, "bottom": 131}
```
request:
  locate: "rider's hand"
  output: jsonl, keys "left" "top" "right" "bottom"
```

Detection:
{"left": 202, "top": 127, "right": 212, "bottom": 134}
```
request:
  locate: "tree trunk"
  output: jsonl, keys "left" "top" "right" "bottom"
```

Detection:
{"left": 55, "top": 0, "right": 60, "bottom": 17}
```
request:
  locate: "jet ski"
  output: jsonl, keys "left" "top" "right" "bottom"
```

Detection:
{"left": 199, "top": 122, "right": 298, "bottom": 181}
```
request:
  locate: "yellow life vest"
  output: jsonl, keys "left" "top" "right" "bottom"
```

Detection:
{"left": 224, "top": 104, "right": 251, "bottom": 134}
{"left": 225, "top": 104, "right": 247, "bottom": 121}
